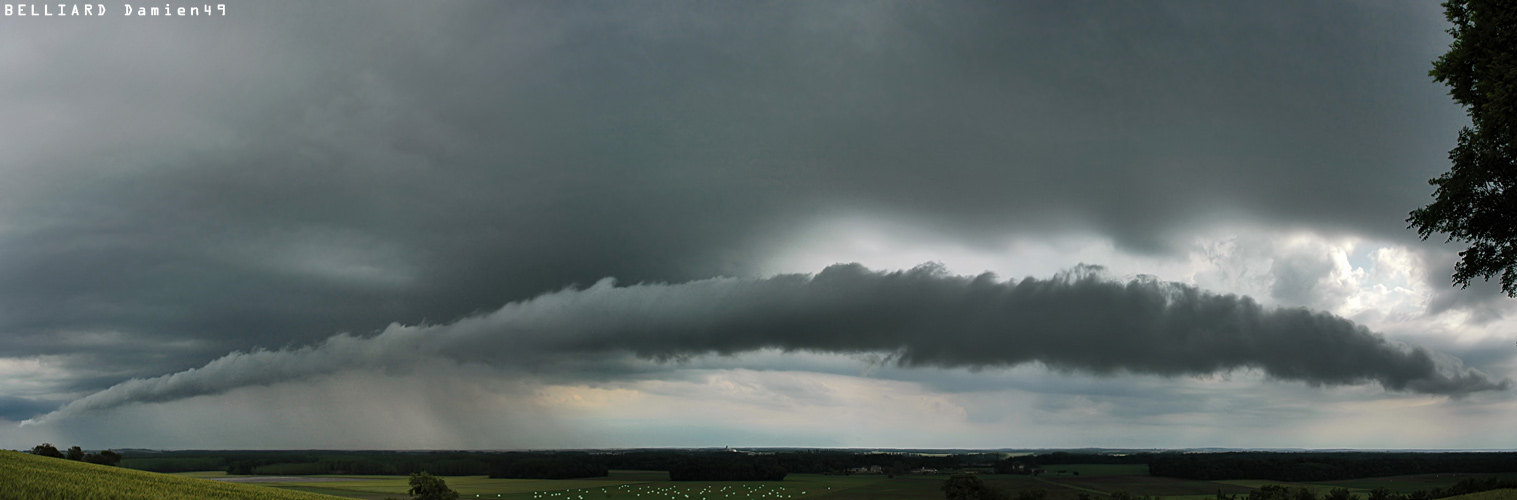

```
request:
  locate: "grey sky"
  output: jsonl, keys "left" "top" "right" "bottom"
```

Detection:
{"left": 2, "top": 1, "right": 1512, "bottom": 449}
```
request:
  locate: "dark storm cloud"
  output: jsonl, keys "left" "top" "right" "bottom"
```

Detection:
{"left": 0, "top": 1, "right": 1473, "bottom": 392}
{"left": 28, "top": 264, "right": 1507, "bottom": 425}
{"left": 1421, "top": 250, "right": 1513, "bottom": 323}
{"left": 0, "top": 397, "right": 59, "bottom": 422}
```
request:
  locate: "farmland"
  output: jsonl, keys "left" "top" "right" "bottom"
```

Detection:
{"left": 177, "top": 470, "right": 1000, "bottom": 500}
{"left": 0, "top": 450, "right": 345, "bottom": 500}
{"left": 172, "top": 470, "right": 868, "bottom": 500}
{"left": 161, "top": 468, "right": 1506, "bottom": 500}
{"left": 1441, "top": 491, "right": 1517, "bottom": 500}
{"left": 1218, "top": 473, "right": 1517, "bottom": 496}
{"left": 13, "top": 448, "right": 1517, "bottom": 500}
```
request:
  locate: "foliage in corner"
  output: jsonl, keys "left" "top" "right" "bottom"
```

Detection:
{"left": 1409, "top": 0, "right": 1517, "bottom": 295}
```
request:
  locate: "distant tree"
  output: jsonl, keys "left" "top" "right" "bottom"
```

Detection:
{"left": 493, "top": 458, "right": 609, "bottom": 479}
{"left": 1408, "top": 0, "right": 1517, "bottom": 295}
{"left": 1323, "top": 489, "right": 1358, "bottom": 500}
{"left": 942, "top": 473, "right": 1007, "bottom": 500}
{"left": 31, "top": 443, "right": 64, "bottom": 459}
{"left": 408, "top": 471, "right": 459, "bottom": 500}
{"left": 1017, "top": 489, "right": 1048, "bottom": 500}
{"left": 668, "top": 458, "right": 786, "bottom": 481}
{"left": 1248, "top": 485, "right": 1294, "bottom": 500}
{"left": 1112, "top": 493, "right": 1165, "bottom": 500}
{"left": 66, "top": 446, "right": 84, "bottom": 461}
{"left": 82, "top": 450, "right": 122, "bottom": 466}
{"left": 1294, "top": 487, "right": 1319, "bottom": 500}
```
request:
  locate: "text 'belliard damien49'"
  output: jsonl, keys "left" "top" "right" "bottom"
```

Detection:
{"left": 1, "top": 4, "right": 227, "bottom": 16}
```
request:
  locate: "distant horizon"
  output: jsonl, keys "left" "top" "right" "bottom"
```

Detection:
{"left": 33, "top": 446, "right": 1517, "bottom": 454}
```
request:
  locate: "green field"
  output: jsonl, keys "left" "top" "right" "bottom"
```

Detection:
{"left": 1220, "top": 474, "right": 1517, "bottom": 496}
{"left": 151, "top": 467, "right": 1517, "bottom": 500}
{"left": 162, "top": 469, "right": 1250, "bottom": 500}
{"left": 13, "top": 449, "right": 1517, "bottom": 500}
{"left": 0, "top": 450, "right": 345, "bottom": 500}
{"left": 1442, "top": 490, "right": 1517, "bottom": 500}
{"left": 172, "top": 470, "right": 872, "bottom": 500}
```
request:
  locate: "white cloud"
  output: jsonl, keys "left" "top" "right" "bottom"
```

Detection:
{"left": 770, "top": 216, "right": 1505, "bottom": 341}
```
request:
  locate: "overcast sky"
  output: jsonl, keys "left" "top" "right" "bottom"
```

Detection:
{"left": 2, "top": 0, "right": 1514, "bottom": 451}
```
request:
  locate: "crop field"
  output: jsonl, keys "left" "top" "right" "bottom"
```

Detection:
{"left": 1045, "top": 474, "right": 1254, "bottom": 498}
{"left": 1219, "top": 474, "right": 1517, "bottom": 495}
{"left": 156, "top": 466, "right": 1517, "bottom": 500}
{"left": 0, "top": 450, "right": 345, "bottom": 500}
{"left": 1441, "top": 490, "right": 1517, "bottom": 500}
{"left": 173, "top": 471, "right": 878, "bottom": 500}
{"left": 164, "top": 469, "right": 1250, "bottom": 500}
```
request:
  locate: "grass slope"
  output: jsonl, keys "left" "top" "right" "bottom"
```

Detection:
{"left": 1442, "top": 490, "right": 1517, "bottom": 500}
{"left": 163, "top": 469, "right": 1253, "bottom": 500}
{"left": 0, "top": 450, "right": 347, "bottom": 500}
{"left": 173, "top": 469, "right": 1246, "bottom": 500}
{"left": 177, "top": 470, "right": 849, "bottom": 500}
{"left": 1219, "top": 474, "right": 1517, "bottom": 496}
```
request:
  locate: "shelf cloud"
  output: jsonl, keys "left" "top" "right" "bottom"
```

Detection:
{"left": 26, "top": 264, "right": 1506, "bottom": 426}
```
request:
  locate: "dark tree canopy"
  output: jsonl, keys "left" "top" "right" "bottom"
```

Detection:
{"left": 941, "top": 473, "right": 1007, "bottom": 500}
{"left": 491, "top": 458, "right": 608, "bottom": 480}
{"left": 31, "top": 443, "right": 64, "bottom": 459}
{"left": 668, "top": 458, "right": 787, "bottom": 482}
{"left": 1409, "top": 0, "right": 1517, "bottom": 295}
{"left": 83, "top": 450, "right": 123, "bottom": 466}
{"left": 407, "top": 472, "right": 459, "bottom": 500}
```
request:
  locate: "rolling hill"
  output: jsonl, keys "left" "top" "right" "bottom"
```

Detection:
{"left": 0, "top": 450, "right": 349, "bottom": 500}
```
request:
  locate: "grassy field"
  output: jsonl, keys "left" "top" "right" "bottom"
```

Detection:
{"left": 172, "top": 471, "right": 872, "bottom": 500}
{"left": 162, "top": 469, "right": 1249, "bottom": 500}
{"left": 14, "top": 450, "right": 1516, "bottom": 500}
{"left": 0, "top": 450, "right": 346, "bottom": 500}
{"left": 155, "top": 467, "right": 1517, "bottom": 500}
{"left": 1219, "top": 473, "right": 1517, "bottom": 495}
{"left": 1441, "top": 490, "right": 1517, "bottom": 500}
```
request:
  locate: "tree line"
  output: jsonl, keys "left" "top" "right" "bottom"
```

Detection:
{"left": 225, "top": 455, "right": 492, "bottom": 476}
{"left": 109, "top": 448, "right": 1000, "bottom": 479}
{"left": 667, "top": 457, "right": 787, "bottom": 481}
{"left": 994, "top": 452, "right": 1161, "bottom": 474}
{"left": 28, "top": 443, "right": 122, "bottom": 466}
{"left": 978, "top": 451, "right": 1517, "bottom": 482}
{"left": 489, "top": 458, "right": 609, "bottom": 479}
